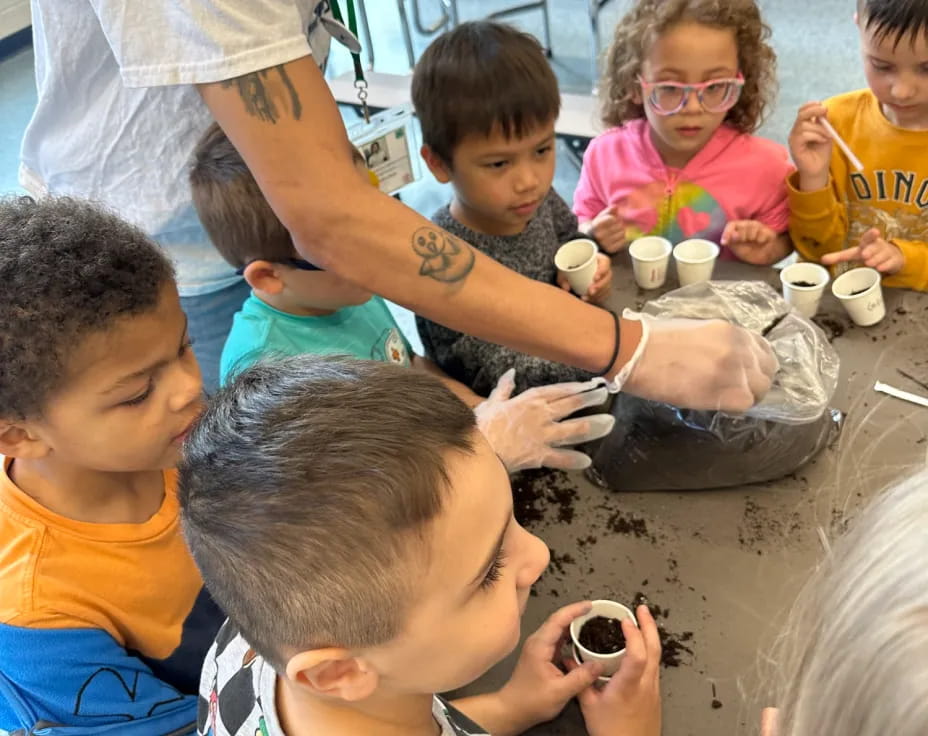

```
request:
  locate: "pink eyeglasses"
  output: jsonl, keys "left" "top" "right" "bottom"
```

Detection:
{"left": 637, "top": 73, "right": 745, "bottom": 116}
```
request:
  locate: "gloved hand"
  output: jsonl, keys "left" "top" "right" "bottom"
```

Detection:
{"left": 474, "top": 369, "right": 615, "bottom": 472}
{"left": 609, "top": 310, "right": 779, "bottom": 411}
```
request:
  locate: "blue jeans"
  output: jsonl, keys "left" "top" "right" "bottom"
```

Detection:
{"left": 180, "top": 279, "right": 251, "bottom": 394}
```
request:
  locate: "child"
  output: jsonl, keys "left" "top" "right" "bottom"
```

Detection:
{"left": 189, "top": 123, "right": 615, "bottom": 473}
{"left": 0, "top": 197, "right": 223, "bottom": 734}
{"left": 574, "top": 0, "right": 793, "bottom": 266}
{"left": 787, "top": 0, "right": 928, "bottom": 291}
{"left": 762, "top": 471, "right": 928, "bottom": 736}
{"left": 189, "top": 124, "right": 465, "bottom": 389}
{"left": 411, "top": 21, "right": 613, "bottom": 396}
{"left": 179, "top": 355, "right": 662, "bottom": 736}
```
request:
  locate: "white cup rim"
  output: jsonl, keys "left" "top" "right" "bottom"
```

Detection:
{"left": 569, "top": 600, "right": 637, "bottom": 661}
{"left": 780, "top": 263, "right": 830, "bottom": 290}
{"left": 831, "top": 267, "right": 881, "bottom": 301}
{"left": 673, "top": 239, "right": 720, "bottom": 265}
{"left": 555, "top": 239, "right": 598, "bottom": 272}
{"left": 629, "top": 237, "right": 672, "bottom": 262}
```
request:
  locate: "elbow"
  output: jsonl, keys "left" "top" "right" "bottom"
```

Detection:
{"left": 278, "top": 191, "right": 351, "bottom": 270}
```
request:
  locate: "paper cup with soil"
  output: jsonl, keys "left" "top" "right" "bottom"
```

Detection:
{"left": 555, "top": 238, "right": 599, "bottom": 296}
{"left": 570, "top": 600, "right": 638, "bottom": 677}
{"left": 831, "top": 267, "right": 885, "bottom": 326}
{"left": 780, "top": 262, "right": 830, "bottom": 319}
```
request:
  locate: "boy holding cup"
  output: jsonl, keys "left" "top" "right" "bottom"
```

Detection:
{"left": 412, "top": 21, "right": 613, "bottom": 396}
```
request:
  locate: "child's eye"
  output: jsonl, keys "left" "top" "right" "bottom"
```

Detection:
{"left": 871, "top": 61, "right": 892, "bottom": 72}
{"left": 484, "top": 160, "right": 508, "bottom": 169}
{"left": 536, "top": 145, "right": 553, "bottom": 156}
{"left": 121, "top": 380, "right": 154, "bottom": 407}
{"left": 479, "top": 551, "right": 507, "bottom": 590}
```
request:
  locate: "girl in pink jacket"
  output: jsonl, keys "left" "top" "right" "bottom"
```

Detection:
{"left": 575, "top": 0, "right": 794, "bottom": 265}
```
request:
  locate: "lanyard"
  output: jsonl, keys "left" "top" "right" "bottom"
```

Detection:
{"left": 329, "top": 0, "right": 370, "bottom": 122}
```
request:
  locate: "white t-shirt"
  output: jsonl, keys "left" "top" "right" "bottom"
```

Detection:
{"left": 20, "top": 1, "right": 333, "bottom": 296}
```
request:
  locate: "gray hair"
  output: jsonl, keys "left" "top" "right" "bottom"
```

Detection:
{"left": 769, "top": 471, "right": 928, "bottom": 735}
{"left": 178, "top": 355, "right": 476, "bottom": 671}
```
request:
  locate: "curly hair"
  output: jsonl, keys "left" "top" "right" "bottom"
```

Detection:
{"left": 0, "top": 196, "right": 174, "bottom": 420}
{"left": 599, "top": 0, "right": 777, "bottom": 134}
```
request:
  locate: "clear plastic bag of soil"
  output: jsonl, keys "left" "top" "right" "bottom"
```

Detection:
{"left": 589, "top": 281, "right": 843, "bottom": 491}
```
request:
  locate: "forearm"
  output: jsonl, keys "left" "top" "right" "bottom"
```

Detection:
{"left": 787, "top": 172, "right": 849, "bottom": 260}
{"left": 199, "top": 57, "right": 622, "bottom": 375}
{"left": 411, "top": 355, "right": 483, "bottom": 407}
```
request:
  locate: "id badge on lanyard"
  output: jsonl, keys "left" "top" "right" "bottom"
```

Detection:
{"left": 328, "top": 0, "right": 423, "bottom": 194}
{"left": 348, "top": 105, "right": 422, "bottom": 195}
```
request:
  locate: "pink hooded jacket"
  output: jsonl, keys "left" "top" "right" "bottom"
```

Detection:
{"left": 573, "top": 119, "right": 793, "bottom": 257}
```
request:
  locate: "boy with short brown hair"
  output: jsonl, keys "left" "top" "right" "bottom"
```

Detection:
{"left": 180, "top": 355, "right": 662, "bottom": 736}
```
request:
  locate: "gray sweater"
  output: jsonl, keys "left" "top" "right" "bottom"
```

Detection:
{"left": 416, "top": 189, "right": 595, "bottom": 396}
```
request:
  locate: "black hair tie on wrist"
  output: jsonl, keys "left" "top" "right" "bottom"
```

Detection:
{"left": 594, "top": 309, "right": 621, "bottom": 377}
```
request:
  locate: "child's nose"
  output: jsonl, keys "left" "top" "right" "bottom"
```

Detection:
{"left": 890, "top": 75, "right": 916, "bottom": 101}
{"left": 682, "top": 88, "right": 702, "bottom": 113}
{"left": 514, "top": 166, "right": 539, "bottom": 192}
{"left": 170, "top": 360, "right": 204, "bottom": 414}
{"left": 516, "top": 527, "right": 550, "bottom": 589}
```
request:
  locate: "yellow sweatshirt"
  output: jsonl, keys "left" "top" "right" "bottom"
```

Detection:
{"left": 787, "top": 89, "right": 928, "bottom": 291}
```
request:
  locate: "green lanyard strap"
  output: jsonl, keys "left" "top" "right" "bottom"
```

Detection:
{"left": 330, "top": 0, "right": 370, "bottom": 121}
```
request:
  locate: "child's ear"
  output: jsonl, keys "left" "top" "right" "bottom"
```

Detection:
{"left": 242, "top": 261, "right": 285, "bottom": 295}
{"left": 285, "top": 648, "right": 379, "bottom": 702}
{"left": 0, "top": 422, "right": 51, "bottom": 459}
{"left": 420, "top": 145, "right": 452, "bottom": 184}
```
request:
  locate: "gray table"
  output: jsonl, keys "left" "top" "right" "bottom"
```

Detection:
{"left": 460, "top": 255, "right": 928, "bottom": 735}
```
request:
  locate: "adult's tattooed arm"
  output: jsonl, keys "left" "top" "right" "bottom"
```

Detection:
{"left": 197, "top": 55, "right": 621, "bottom": 374}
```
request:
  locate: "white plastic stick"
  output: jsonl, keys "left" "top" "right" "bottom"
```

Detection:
{"left": 874, "top": 381, "right": 928, "bottom": 408}
{"left": 820, "top": 118, "right": 864, "bottom": 171}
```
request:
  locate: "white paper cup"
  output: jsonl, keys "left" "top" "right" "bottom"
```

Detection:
{"left": 555, "top": 238, "right": 599, "bottom": 296}
{"left": 673, "top": 239, "right": 720, "bottom": 286}
{"left": 832, "top": 267, "right": 885, "bottom": 326}
{"left": 780, "top": 262, "right": 830, "bottom": 319}
{"left": 629, "top": 236, "right": 672, "bottom": 289}
{"left": 569, "top": 600, "right": 638, "bottom": 677}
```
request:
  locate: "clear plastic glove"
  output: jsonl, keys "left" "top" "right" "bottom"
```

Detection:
{"left": 474, "top": 369, "right": 615, "bottom": 472}
{"left": 610, "top": 311, "right": 779, "bottom": 412}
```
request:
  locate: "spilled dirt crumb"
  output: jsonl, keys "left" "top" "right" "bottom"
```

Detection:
{"left": 511, "top": 470, "right": 578, "bottom": 527}
{"left": 632, "top": 592, "right": 694, "bottom": 668}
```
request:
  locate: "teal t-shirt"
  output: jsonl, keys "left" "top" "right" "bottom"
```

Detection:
{"left": 219, "top": 294, "right": 413, "bottom": 384}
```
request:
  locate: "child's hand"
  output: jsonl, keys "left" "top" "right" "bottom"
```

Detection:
{"left": 558, "top": 254, "right": 613, "bottom": 303}
{"left": 585, "top": 254, "right": 614, "bottom": 304}
{"left": 573, "top": 605, "right": 662, "bottom": 736}
{"left": 496, "top": 601, "right": 604, "bottom": 732}
{"left": 588, "top": 205, "right": 627, "bottom": 253}
{"left": 821, "top": 228, "right": 904, "bottom": 274}
{"left": 789, "top": 102, "right": 833, "bottom": 191}
{"left": 721, "top": 220, "right": 789, "bottom": 265}
{"left": 761, "top": 707, "right": 779, "bottom": 736}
